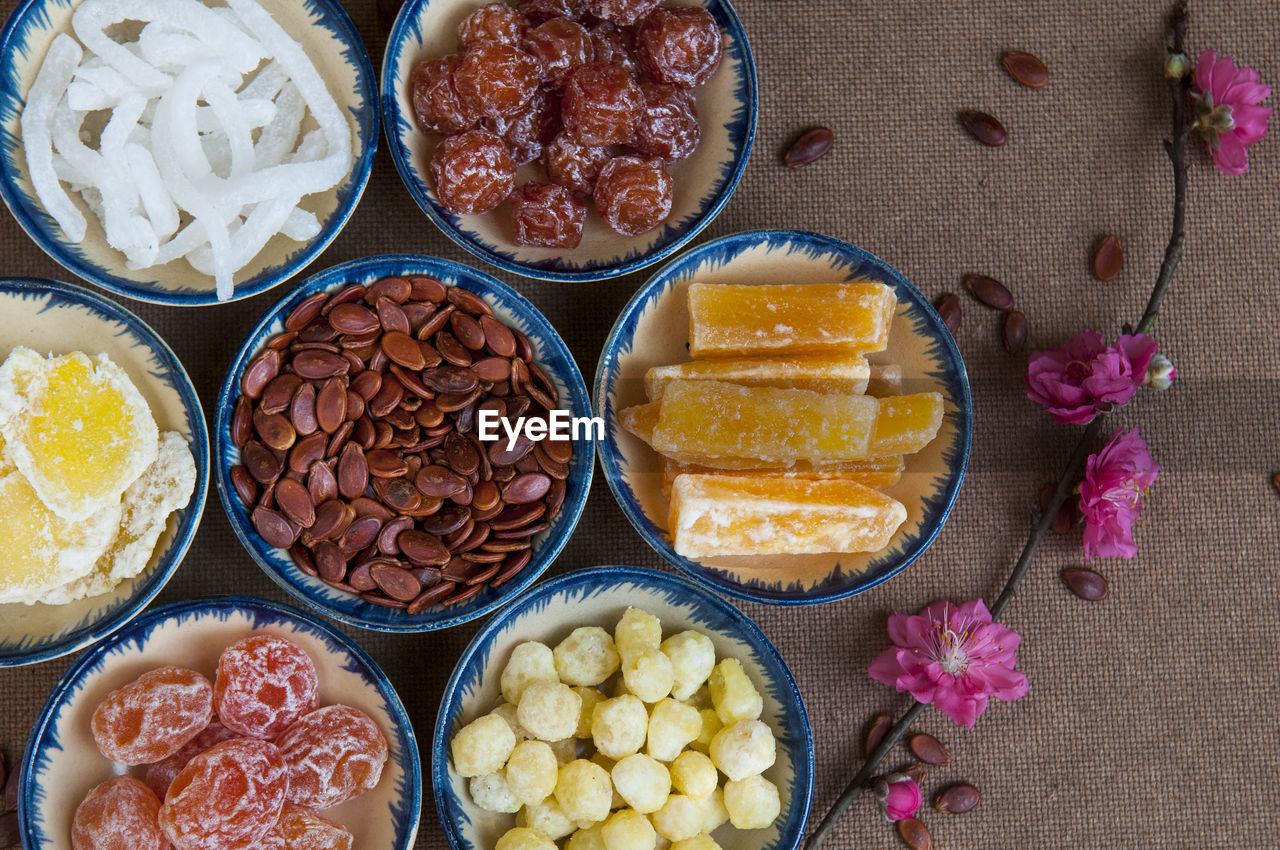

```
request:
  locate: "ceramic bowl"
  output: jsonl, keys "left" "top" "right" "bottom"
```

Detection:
{"left": 433, "top": 565, "right": 814, "bottom": 849}
{"left": 215, "top": 254, "right": 594, "bottom": 632}
{"left": 0, "top": 278, "right": 208, "bottom": 667}
{"left": 19, "top": 595, "right": 422, "bottom": 849}
{"left": 382, "top": 0, "right": 756, "bottom": 282}
{"left": 0, "top": 0, "right": 378, "bottom": 306}
{"left": 594, "top": 230, "right": 973, "bottom": 605}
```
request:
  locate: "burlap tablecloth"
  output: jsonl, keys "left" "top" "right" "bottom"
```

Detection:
{"left": 3, "top": 1, "right": 1278, "bottom": 846}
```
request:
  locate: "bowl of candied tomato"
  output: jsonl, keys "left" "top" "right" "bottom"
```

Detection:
{"left": 20, "top": 596, "right": 421, "bottom": 850}
{"left": 382, "top": 0, "right": 757, "bottom": 282}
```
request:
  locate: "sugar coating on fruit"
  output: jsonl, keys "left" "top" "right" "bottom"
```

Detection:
{"left": 593, "top": 155, "right": 672, "bottom": 236}
{"left": 91, "top": 665, "right": 213, "bottom": 765}
{"left": 261, "top": 803, "right": 354, "bottom": 850}
{"left": 431, "top": 129, "right": 518, "bottom": 215}
{"left": 410, "top": 56, "right": 478, "bottom": 135}
{"left": 144, "top": 719, "right": 240, "bottom": 799}
{"left": 459, "top": 3, "right": 530, "bottom": 49}
{"left": 562, "top": 63, "right": 643, "bottom": 147}
{"left": 510, "top": 182, "right": 586, "bottom": 249}
{"left": 635, "top": 82, "right": 700, "bottom": 161}
{"left": 522, "top": 17, "right": 593, "bottom": 88}
{"left": 543, "top": 132, "right": 611, "bottom": 196}
{"left": 0, "top": 347, "right": 157, "bottom": 521}
{"left": 71, "top": 775, "right": 167, "bottom": 850}
{"left": 586, "top": 0, "right": 659, "bottom": 26}
{"left": 276, "top": 704, "right": 389, "bottom": 809}
{"left": 487, "top": 89, "right": 561, "bottom": 165}
{"left": 454, "top": 41, "right": 542, "bottom": 120}
{"left": 158, "top": 738, "right": 288, "bottom": 850}
{"left": 214, "top": 633, "right": 320, "bottom": 739}
{"left": 635, "top": 7, "right": 722, "bottom": 87}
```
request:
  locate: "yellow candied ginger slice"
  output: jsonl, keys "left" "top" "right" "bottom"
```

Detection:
{"left": 0, "top": 432, "right": 13, "bottom": 475}
{"left": 660, "top": 456, "right": 904, "bottom": 500}
{"left": 669, "top": 474, "right": 907, "bottom": 557}
{"left": 869, "top": 392, "right": 945, "bottom": 456}
{"left": 0, "top": 348, "right": 158, "bottom": 521}
{"left": 618, "top": 401, "right": 662, "bottom": 444}
{"left": 650, "top": 380, "right": 878, "bottom": 465}
{"left": 687, "top": 282, "right": 896, "bottom": 358}
{"left": 644, "top": 354, "right": 871, "bottom": 400}
{"left": 0, "top": 470, "right": 122, "bottom": 605}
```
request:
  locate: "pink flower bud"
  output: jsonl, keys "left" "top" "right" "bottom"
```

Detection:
{"left": 875, "top": 773, "right": 923, "bottom": 822}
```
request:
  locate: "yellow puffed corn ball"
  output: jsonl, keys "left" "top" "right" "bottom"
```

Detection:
{"left": 518, "top": 680, "right": 583, "bottom": 742}
{"left": 623, "top": 649, "right": 675, "bottom": 703}
{"left": 490, "top": 702, "right": 531, "bottom": 740}
{"left": 588, "top": 752, "right": 626, "bottom": 809}
{"left": 647, "top": 699, "right": 702, "bottom": 762}
{"left": 689, "top": 709, "right": 721, "bottom": 754}
{"left": 567, "top": 824, "right": 608, "bottom": 850}
{"left": 723, "top": 775, "right": 781, "bottom": 829}
{"left": 506, "top": 740, "right": 559, "bottom": 806}
{"left": 502, "top": 642, "right": 560, "bottom": 704}
{"left": 671, "top": 837, "right": 722, "bottom": 850}
{"left": 610, "top": 753, "right": 671, "bottom": 814}
{"left": 470, "top": 772, "right": 523, "bottom": 813}
{"left": 660, "top": 632, "right": 716, "bottom": 701}
{"left": 496, "top": 827, "right": 558, "bottom": 850}
{"left": 556, "top": 627, "right": 622, "bottom": 686}
{"left": 592, "top": 694, "right": 649, "bottom": 759}
{"left": 555, "top": 759, "right": 614, "bottom": 825}
{"left": 708, "top": 659, "right": 762, "bottom": 725}
{"left": 517, "top": 798, "right": 576, "bottom": 840}
{"left": 451, "top": 714, "right": 517, "bottom": 777}
{"left": 575, "top": 687, "right": 608, "bottom": 738}
{"left": 669, "top": 751, "right": 717, "bottom": 798}
{"left": 691, "top": 787, "right": 729, "bottom": 834}
{"left": 651, "top": 795, "right": 703, "bottom": 843}
{"left": 615, "top": 607, "right": 662, "bottom": 661}
{"left": 709, "top": 719, "right": 777, "bottom": 781}
{"left": 602, "top": 808, "right": 658, "bottom": 850}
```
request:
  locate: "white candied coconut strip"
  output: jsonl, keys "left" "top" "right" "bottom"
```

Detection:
{"left": 125, "top": 142, "right": 179, "bottom": 240}
{"left": 203, "top": 79, "right": 255, "bottom": 180}
{"left": 21, "top": 34, "right": 86, "bottom": 242}
{"left": 98, "top": 92, "right": 158, "bottom": 266}
{"left": 251, "top": 80, "right": 303, "bottom": 170}
{"left": 239, "top": 60, "right": 290, "bottom": 102}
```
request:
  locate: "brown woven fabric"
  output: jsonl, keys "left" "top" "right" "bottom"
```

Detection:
{"left": 2, "top": 1, "right": 1278, "bottom": 846}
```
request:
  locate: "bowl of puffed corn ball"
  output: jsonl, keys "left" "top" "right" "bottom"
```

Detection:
{"left": 432, "top": 565, "right": 813, "bottom": 850}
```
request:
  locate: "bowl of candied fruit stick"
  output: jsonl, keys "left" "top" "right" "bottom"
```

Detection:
{"left": 20, "top": 596, "right": 421, "bottom": 850}
{"left": 215, "top": 254, "right": 593, "bottom": 633}
{"left": 595, "top": 230, "right": 974, "bottom": 605}
{"left": 382, "top": 0, "right": 756, "bottom": 281}
{"left": 434, "top": 565, "right": 814, "bottom": 850}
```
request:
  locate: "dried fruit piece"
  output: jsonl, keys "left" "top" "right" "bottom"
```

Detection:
{"left": 934, "top": 782, "right": 981, "bottom": 814}
{"left": 458, "top": 3, "right": 530, "bottom": 49}
{"left": 520, "top": 0, "right": 585, "bottom": 21}
{"left": 635, "top": 7, "right": 723, "bottom": 87}
{"left": 907, "top": 733, "right": 950, "bottom": 766}
{"left": 261, "top": 803, "right": 354, "bottom": 850}
{"left": 1061, "top": 567, "right": 1109, "bottom": 601}
{"left": 409, "top": 55, "right": 477, "bottom": 135}
{"left": 144, "top": 720, "right": 240, "bottom": 799}
{"left": 588, "top": 21, "right": 637, "bottom": 73}
{"left": 864, "top": 714, "right": 891, "bottom": 756}
{"left": 784, "top": 127, "right": 834, "bottom": 168}
{"left": 645, "top": 354, "right": 871, "bottom": 399}
{"left": 963, "top": 274, "right": 1014, "bottom": 310}
{"left": 511, "top": 182, "right": 586, "bottom": 248}
{"left": 91, "top": 666, "right": 213, "bottom": 765}
{"left": 430, "top": 129, "right": 518, "bottom": 215}
{"left": 896, "top": 817, "right": 933, "bottom": 850}
{"left": 586, "top": 0, "right": 659, "bottom": 26}
{"left": 562, "top": 62, "right": 643, "bottom": 146}
{"left": 1092, "top": 234, "right": 1123, "bottom": 281}
{"left": 71, "top": 776, "right": 166, "bottom": 850}
{"left": 593, "top": 155, "right": 673, "bottom": 236}
{"left": 1002, "top": 309, "right": 1027, "bottom": 353}
{"left": 453, "top": 41, "right": 543, "bottom": 120}
{"left": 276, "top": 705, "right": 389, "bottom": 809}
{"left": 959, "top": 110, "right": 1007, "bottom": 147}
{"left": 158, "top": 738, "right": 288, "bottom": 850}
{"left": 486, "top": 89, "right": 560, "bottom": 165}
{"left": 1001, "top": 50, "right": 1049, "bottom": 89}
{"left": 870, "top": 393, "right": 945, "bottom": 457}
{"left": 634, "top": 82, "right": 700, "bottom": 161}
{"left": 544, "top": 131, "right": 611, "bottom": 195}
{"left": 522, "top": 16, "right": 593, "bottom": 88}
{"left": 214, "top": 634, "right": 320, "bottom": 740}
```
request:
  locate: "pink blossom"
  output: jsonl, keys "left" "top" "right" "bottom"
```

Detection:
{"left": 1192, "top": 50, "right": 1272, "bottom": 175}
{"left": 1025, "top": 330, "right": 1160, "bottom": 425}
{"left": 867, "top": 599, "right": 1028, "bottom": 727}
{"left": 1079, "top": 428, "right": 1159, "bottom": 559}
{"left": 875, "top": 773, "right": 922, "bottom": 822}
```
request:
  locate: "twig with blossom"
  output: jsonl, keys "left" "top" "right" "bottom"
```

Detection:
{"left": 801, "top": 2, "right": 1271, "bottom": 844}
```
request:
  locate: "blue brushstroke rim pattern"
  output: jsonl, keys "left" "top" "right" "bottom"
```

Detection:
{"left": 593, "top": 230, "right": 974, "bottom": 606}
{"left": 380, "top": 0, "right": 757, "bottom": 282}
{"left": 0, "top": 277, "right": 209, "bottom": 667}
{"left": 431, "top": 565, "right": 815, "bottom": 850}
{"left": 214, "top": 254, "right": 594, "bottom": 632}
{"left": 19, "top": 595, "right": 423, "bottom": 849}
{"left": 0, "top": 0, "right": 379, "bottom": 306}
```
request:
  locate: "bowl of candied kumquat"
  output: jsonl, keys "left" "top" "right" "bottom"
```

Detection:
{"left": 20, "top": 596, "right": 421, "bottom": 850}
{"left": 381, "top": 0, "right": 757, "bottom": 282}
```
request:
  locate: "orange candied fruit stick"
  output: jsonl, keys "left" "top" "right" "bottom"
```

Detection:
{"left": 643, "top": 354, "right": 870, "bottom": 400}
{"left": 618, "top": 401, "right": 662, "bottom": 444}
{"left": 669, "top": 473, "right": 908, "bottom": 557}
{"left": 659, "top": 455, "right": 904, "bottom": 500}
{"left": 869, "top": 392, "right": 945, "bottom": 456}
{"left": 687, "top": 282, "right": 897, "bottom": 358}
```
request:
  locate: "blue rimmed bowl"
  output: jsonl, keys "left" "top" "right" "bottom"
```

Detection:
{"left": 381, "top": 0, "right": 756, "bottom": 282}
{"left": 0, "top": 278, "right": 208, "bottom": 667}
{"left": 594, "top": 230, "right": 973, "bottom": 605}
{"left": 434, "top": 565, "right": 814, "bottom": 850}
{"left": 19, "top": 595, "right": 422, "bottom": 850}
{"left": 215, "top": 254, "right": 594, "bottom": 632}
{"left": 0, "top": 0, "right": 378, "bottom": 306}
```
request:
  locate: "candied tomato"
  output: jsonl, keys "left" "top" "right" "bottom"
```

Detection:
{"left": 409, "top": 55, "right": 477, "bottom": 135}
{"left": 635, "top": 7, "right": 723, "bottom": 87}
{"left": 458, "top": 3, "right": 530, "bottom": 50}
{"left": 71, "top": 776, "right": 166, "bottom": 850}
{"left": 593, "top": 155, "right": 673, "bottom": 236}
{"left": 586, "top": 0, "right": 660, "bottom": 27}
{"left": 144, "top": 719, "right": 240, "bottom": 799}
{"left": 430, "top": 129, "right": 518, "bottom": 215}
{"left": 510, "top": 182, "right": 587, "bottom": 248}
{"left": 562, "top": 62, "right": 643, "bottom": 146}
{"left": 276, "top": 705, "right": 390, "bottom": 810}
{"left": 522, "top": 17, "right": 594, "bottom": 89}
{"left": 213, "top": 634, "right": 320, "bottom": 740}
{"left": 634, "top": 82, "right": 700, "bottom": 160}
{"left": 486, "top": 89, "right": 561, "bottom": 165}
{"left": 158, "top": 738, "right": 288, "bottom": 850}
{"left": 543, "top": 131, "right": 612, "bottom": 196}
{"left": 260, "top": 804, "right": 354, "bottom": 850}
{"left": 453, "top": 41, "right": 543, "bottom": 120}
{"left": 91, "top": 665, "right": 213, "bottom": 765}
